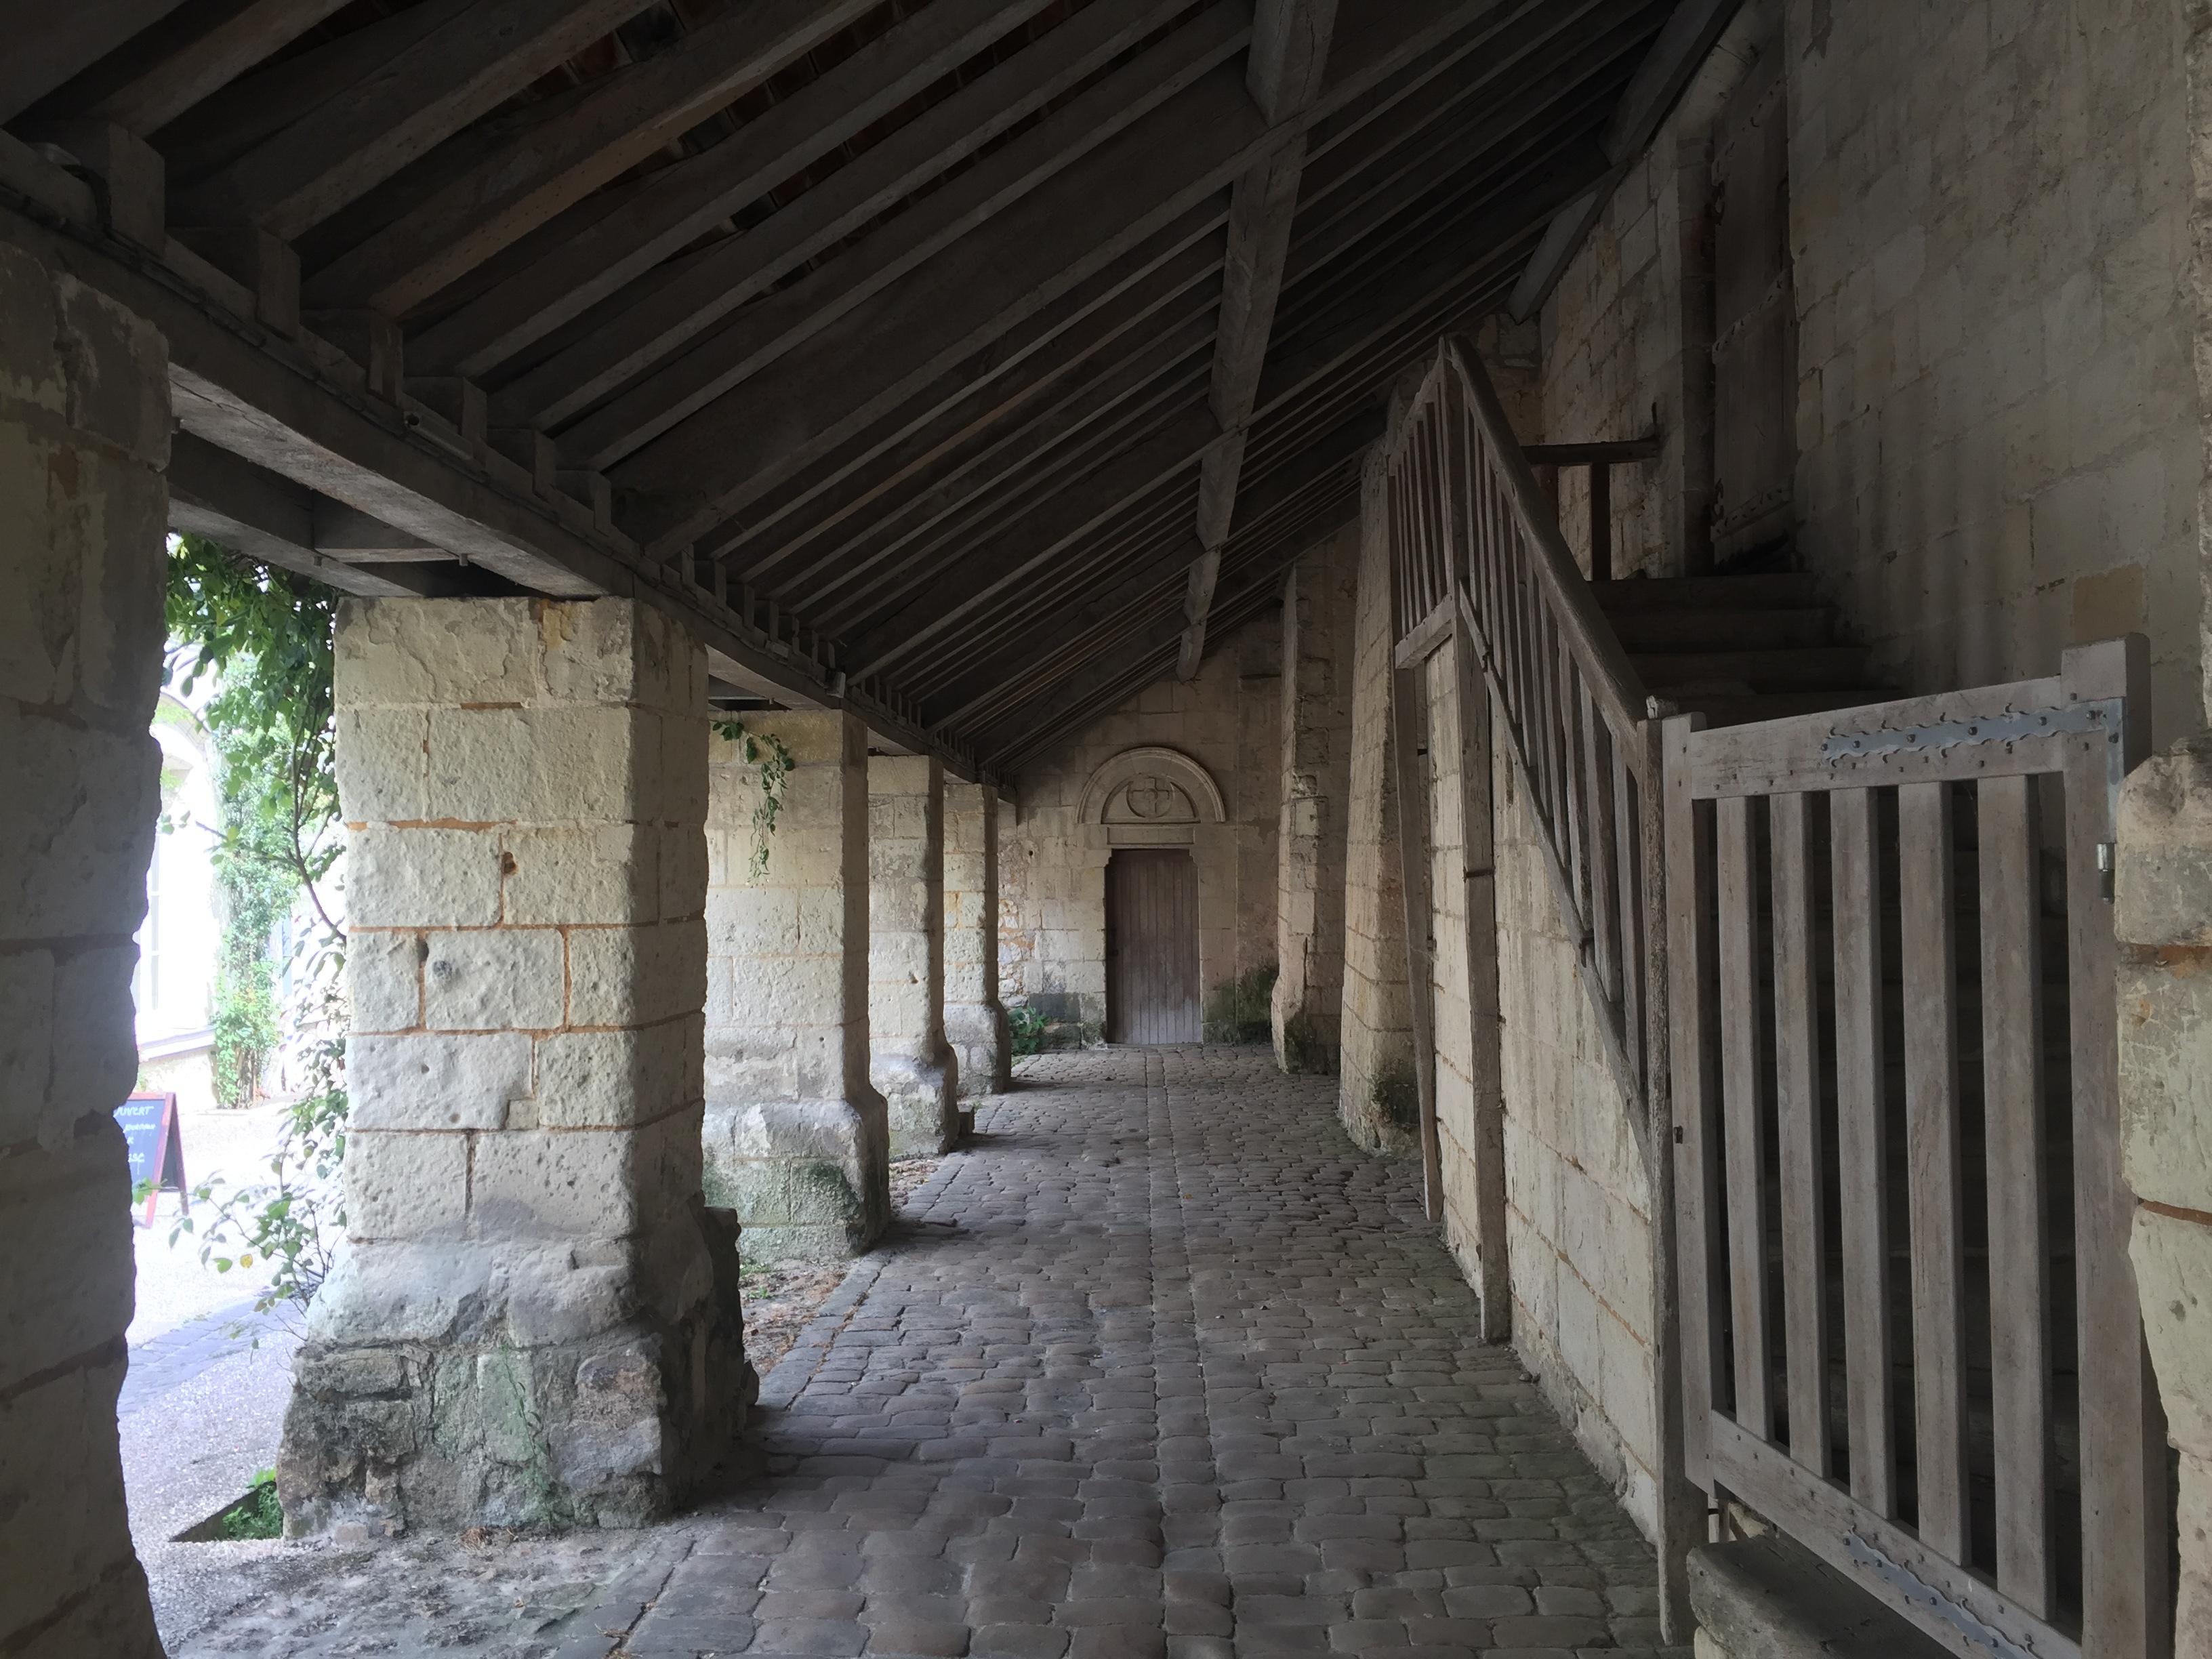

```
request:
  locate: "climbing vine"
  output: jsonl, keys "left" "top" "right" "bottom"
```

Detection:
{"left": 712, "top": 717, "right": 796, "bottom": 876}
{"left": 157, "top": 534, "right": 349, "bottom": 1321}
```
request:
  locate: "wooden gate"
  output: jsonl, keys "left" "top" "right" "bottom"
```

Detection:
{"left": 1664, "top": 638, "right": 2171, "bottom": 1658}
{"left": 1107, "top": 848, "right": 1199, "bottom": 1044}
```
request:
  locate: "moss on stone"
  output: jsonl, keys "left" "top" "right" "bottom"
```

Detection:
{"left": 1202, "top": 963, "right": 1277, "bottom": 1044}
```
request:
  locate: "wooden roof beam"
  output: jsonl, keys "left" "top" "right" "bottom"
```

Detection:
{"left": 0, "top": 0, "right": 191, "bottom": 125}
{"left": 604, "top": 0, "right": 1517, "bottom": 556}
{"left": 301, "top": 0, "right": 896, "bottom": 316}
{"left": 543, "top": 1, "right": 1250, "bottom": 467}
{"left": 26, "top": 0, "right": 352, "bottom": 136}
{"left": 168, "top": 0, "right": 656, "bottom": 239}
{"left": 1174, "top": 0, "right": 1337, "bottom": 682}
{"left": 415, "top": 0, "right": 1192, "bottom": 380}
{"left": 1506, "top": 0, "right": 1745, "bottom": 321}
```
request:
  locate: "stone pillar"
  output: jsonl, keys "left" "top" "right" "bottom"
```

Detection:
{"left": 944, "top": 782, "right": 1009, "bottom": 1100}
{"left": 280, "top": 597, "right": 749, "bottom": 1537}
{"left": 0, "top": 239, "right": 168, "bottom": 1656}
{"left": 1271, "top": 523, "right": 1358, "bottom": 1073}
{"left": 2117, "top": 733, "right": 2212, "bottom": 1650}
{"left": 703, "top": 712, "right": 889, "bottom": 1261}
{"left": 870, "top": 754, "right": 960, "bottom": 1154}
{"left": 1336, "top": 451, "right": 1420, "bottom": 1152}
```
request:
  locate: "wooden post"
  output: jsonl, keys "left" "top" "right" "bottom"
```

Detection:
{"left": 1588, "top": 459, "right": 1612, "bottom": 581}
{"left": 1451, "top": 602, "right": 1509, "bottom": 1340}
{"left": 1393, "top": 659, "right": 1442, "bottom": 1223}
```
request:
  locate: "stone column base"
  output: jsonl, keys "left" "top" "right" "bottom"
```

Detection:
{"left": 946, "top": 1001, "right": 1010, "bottom": 1098}
{"left": 702, "top": 1095, "right": 890, "bottom": 1262}
{"left": 277, "top": 1209, "right": 752, "bottom": 1536}
{"left": 876, "top": 1050, "right": 960, "bottom": 1157}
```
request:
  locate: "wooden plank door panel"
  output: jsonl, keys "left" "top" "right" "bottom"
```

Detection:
{"left": 1107, "top": 849, "right": 1198, "bottom": 1044}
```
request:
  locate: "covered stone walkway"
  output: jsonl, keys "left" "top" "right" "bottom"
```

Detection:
{"left": 171, "top": 1049, "right": 1677, "bottom": 1658}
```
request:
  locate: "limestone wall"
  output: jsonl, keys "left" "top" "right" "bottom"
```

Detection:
{"left": 1538, "top": 0, "right": 2203, "bottom": 741}
{"left": 1000, "top": 612, "right": 1280, "bottom": 1042}
{"left": 0, "top": 236, "right": 169, "bottom": 1658}
{"left": 943, "top": 782, "right": 1008, "bottom": 1097}
{"left": 1488, "top": 720, "right": 1661, "bottom": 1536}
{"left": 1337, "top": 462, "right": 1418, "bottom": 1151}
{"left": 1271, "top": 523, "right": 1359, "bottom": 1073}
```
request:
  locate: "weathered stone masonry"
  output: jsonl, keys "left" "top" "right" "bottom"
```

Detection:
{"left": 868, "top": 754, "right": 959, "bottom": 1157}
{"left": 0, "top": 239, "right": 168, "bottom": 1658}
{"left": 943, "top": 781, "right": 1008, "bottom": 1099}
{"left": 703, "top": 711, "right": 890, "bottom": 1263}
{"left": 280, "top": 597, "right": 750, "bottom": 1536}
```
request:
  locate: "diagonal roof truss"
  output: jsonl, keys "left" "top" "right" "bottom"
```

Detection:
{"left": 5, "top": 0, "right": 1702, "bottom": 779}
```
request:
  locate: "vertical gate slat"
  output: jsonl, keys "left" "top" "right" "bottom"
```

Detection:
{"left": 1771, "top": 792, "right": 1831, "bottom": 1477}
{"left": 1979, "top": 773, "right": 2051, "bottom": 1617}
{"left": 1899, "top": 779, "right": 1968, "bottom": 1561}
{"left": 1664, "top": 716, "right": 1719, "bottom": 1486}
{"left": 1829, "top": 786, "right": 1895, "bottom": 1516}
{"left": 1615, "top": 747, "right": 1644, "bottom": 1095}
{"left": 2064, "top": 642, "right": 2170, "bottom": 1657}
{"left": 1716, "top": 795, "right": 1772, "bottom": 1439}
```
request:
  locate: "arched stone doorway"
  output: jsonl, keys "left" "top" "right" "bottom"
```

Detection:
{"left": 1078, "top": 747, "right": 1235, "bottom": 1043}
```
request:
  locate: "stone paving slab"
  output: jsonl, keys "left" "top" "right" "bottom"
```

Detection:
{"left": 166, "top": 1048, "right": 1686, "bottom": 1659}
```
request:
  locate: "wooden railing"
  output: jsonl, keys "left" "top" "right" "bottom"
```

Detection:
{"left": 1383, "top": 337, "right": 1669, "bottom": 1172}
{"left": 1664, "top": 640, "right": 2171, "bottom": 1659}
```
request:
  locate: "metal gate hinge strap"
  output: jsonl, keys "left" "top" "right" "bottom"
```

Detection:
{"left": 1841, "top": 1534, "right": 2036, "bottom": 1659}
{"left": 1820, "top": 701, "right": 2104, "bottom": 761}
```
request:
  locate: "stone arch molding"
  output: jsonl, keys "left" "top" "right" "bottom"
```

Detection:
{"left": 1078, "top": 746, "right": 1226, "bottom": 827}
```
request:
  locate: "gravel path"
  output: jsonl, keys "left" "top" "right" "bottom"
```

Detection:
{"left": 164, "top": 1047, "right": 1682, "bottom": 1658}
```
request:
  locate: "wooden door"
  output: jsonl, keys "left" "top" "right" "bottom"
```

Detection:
{"left": 1106, "top": 849, "right": 1199, "bottom": 1043}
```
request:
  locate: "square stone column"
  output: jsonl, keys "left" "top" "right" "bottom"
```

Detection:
{"left": 279, "top": 597, "right": 750, "bottom": 1538}
{"left": 2117, "top": 732, "right": 2212, "bottom": 1650}
{"left": 1271, "top": 525, "right": 1358, "bottom": 1073}
{"left": 704, "top": 712, "right": 890, "bottom": 1261}
{"left": 945, "top": 781, "right": 1010, "bottom": 1098}
{"left": 870, "top": 754, "right": 960, "bottom": 1153}
{"left": 0, "top": 239, "right": 168, "bottom": 1658}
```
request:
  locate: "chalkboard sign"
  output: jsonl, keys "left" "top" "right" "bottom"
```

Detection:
{"left": 115, "top": 1092, "right": 188, "bottom": 1226}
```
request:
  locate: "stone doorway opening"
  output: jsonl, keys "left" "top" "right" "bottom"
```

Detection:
{"left": 1105, "top": 848, "right": 1200, "bottom": 1043}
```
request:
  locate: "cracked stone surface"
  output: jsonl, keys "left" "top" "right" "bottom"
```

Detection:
{"left": 167, "top": 1047, "right": 1683, "bottom": 1658}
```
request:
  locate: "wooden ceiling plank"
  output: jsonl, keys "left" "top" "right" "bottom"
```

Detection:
{"left": 603, "top": 0, "right": 1516, "bottom": 556}
{"left": 302, "top": 0, "right": 898, "bottom": 315}
{"left": 602, "top": 61, "right": 1264, "bottom": 553}
{"left": 846, "top": 402, "right": 1223, "bottom": 677}
{"left": 32, "top": 0, "right": 352, "bottom": 136}
{"left": 416, "top": 0, "right": 1195, "bottom": 380}
{"left": 541, "top": 3, "right": 1251, "bottom": 464}
{"left": 794, "top": 340, "right": 1214, "bottom": 625}
{"left": 929, "top": 405, "right": 1376, "bottom": 723}
{"left": 703, "top": 221, "right": 1228, "bottom": 575}
{"left": 170, "top": 0, "right": 657, "bottom": 239}
{"left": 740, "top": 305, "right": 1219, "bottom": 598}
{"left": 0, "top": 0, "right": 193, "bottom": 125}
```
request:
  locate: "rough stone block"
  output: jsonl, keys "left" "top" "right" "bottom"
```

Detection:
{"left": 0, "top": 712, "right": 159, "bottom": 938}
{"left": 537, "top": 1020, "right": 703, "bottom": 1128}
{"left": 350, "top": 929, "right": 424, "bottom": 1033}
{"left": 2117, "top": 955, "right": 2212, "bottom": 1212}
{"left": 569, "top": 920, "right": 707, "bottom": 1027}
{"left": 334, "top": 596, "right": 539, "bottom": 709}
{"left": 348, "top": 1129, "right": 472, "bottom": 1239}
{"left": 426, "top": 705, "right": 657, "bottom": 825}
{"left": 424, "top": 928, "right": 565, "bottom": 1031}
{"left": 504, "top": 825, "right": 657, "bottom": 925}
{"left": 351, "top": 1032, "right": 533, "bottom": 1130}
{"left": 2117, "top": 734, "right": 2212, "bottom": 945}
{"left": 2131, "top": 1206, "right": 2212, "bottom": 1458}
{"left": 333, "top": 707, "right": 430, "bottom": 823}
{"left": 350, "top": 825, "right": 501, "bottom": 927}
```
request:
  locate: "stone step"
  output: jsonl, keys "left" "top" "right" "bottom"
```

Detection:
{"left": 1607, "top": 607, "right": 1837, "bottom": 652}
{"left": 1592, "top": 573, "right": 1821, "bottom": 612}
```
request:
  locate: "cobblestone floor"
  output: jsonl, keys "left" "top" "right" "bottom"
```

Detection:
{"left": 169, "top": 1047, "right": 1682, "bottom": 1658}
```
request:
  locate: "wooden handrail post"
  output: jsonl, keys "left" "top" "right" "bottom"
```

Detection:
{"left": 1589, "top": 460, "right": 1611, "bottom": 582}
